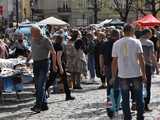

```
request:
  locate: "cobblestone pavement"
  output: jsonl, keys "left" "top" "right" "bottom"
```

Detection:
{"left": 0, "top": 74, "right": 160, "bottom": 120}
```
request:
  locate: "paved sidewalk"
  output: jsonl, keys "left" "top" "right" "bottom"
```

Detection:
{"left": 0, "top": 74, "right": 160, "bottom": 120}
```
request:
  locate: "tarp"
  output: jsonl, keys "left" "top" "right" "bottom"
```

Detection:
{"left": 38, "top": 16, "right": 69, "bottom": 26}
{"left": 20, "top": 19, "right": 31, "bottom": 25}
{"left": 103, "top": 19, "right": 125, "bottom": 27}
{"left": 99, "top": 19, "right": 112, "bottom": 26}
{"left": 135, "top": 14, "right": 160, "bottom": 27}
{"left": 108, "top": 19, "right": 125, "bottom": 25}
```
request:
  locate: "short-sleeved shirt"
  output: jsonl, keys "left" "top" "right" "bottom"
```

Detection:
{"left": 140, "top": 39, "right": 154, "bottom": 65}
{"left": 112, "top": 37, "right": 143, "bottom": 78}
{"left": 31, "top": 36, "right": 54, "bottom": 61}
{"left": 100, "top": 40, "right": 114, "bottom": 66}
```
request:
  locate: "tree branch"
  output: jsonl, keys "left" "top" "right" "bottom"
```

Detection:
{"left": 113, "top": 0, "right": 134, "bottom": 21}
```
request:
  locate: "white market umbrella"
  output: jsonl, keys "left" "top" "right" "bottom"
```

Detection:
{"left": 38, "top": 16, "right": 69, "bottom": 26}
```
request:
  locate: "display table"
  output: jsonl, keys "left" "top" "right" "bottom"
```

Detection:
{"left": 0, "top": 57, "right": 33, "bottom": 103}
{"left": 0, "top": 68, "right": 23, "bottom": 102}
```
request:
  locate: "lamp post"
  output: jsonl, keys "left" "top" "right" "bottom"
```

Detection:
{"left": 15, "top": 0, "right": 18, "bottom": 27}
{"left": 82, "top": 13, "right": 85, "bottom": 26}
{"left": 88, "top": 0, "right": 101, "bottom": 24}
{"left": 136, "top": 0, "right": 139, "bottom": 20}
{"left": 93, "top": 0, "right": 98, "bottom": 24}
{"left": 30, "top": 0, "right": 34, "bottom": 21}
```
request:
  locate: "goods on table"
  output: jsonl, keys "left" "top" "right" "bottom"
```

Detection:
{"left": 0, "top": 57, "right": 33, "bottom": 93}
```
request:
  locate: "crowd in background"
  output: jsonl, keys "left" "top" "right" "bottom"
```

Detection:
{"left": 0, "top": 23, "right": 160, "bottom": 119}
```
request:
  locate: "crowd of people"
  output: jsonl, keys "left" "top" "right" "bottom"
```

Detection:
{"left": 0, "top": 23, "right": 160, "bottom": 120}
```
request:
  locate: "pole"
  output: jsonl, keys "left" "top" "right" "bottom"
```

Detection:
{"left": 94, "top": 0, "right": 98, "bottom": 24}
{"left": 16, "top": 0, "right": 19, "bottom": 28}
{"left": 82, "top": 13, "right": 85, "bottom": 26}
{"left": 30, "top": 0, "right": 34, "bottom": 21}
{"left": 136, "top": 0, "right": 138, "bottom": 20}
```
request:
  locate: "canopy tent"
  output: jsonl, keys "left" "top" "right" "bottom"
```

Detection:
{"left": 38, "top": 16, "right": 69, "bottom": 26}
{"left": 103, "top": 19, "right": 125, "bottom": 27}
{"left": 20, "top": 19, "right": 31, "bottom": 25}
{"left": 135, "top": 14, "right": 160, "bottom": 27}
{"left": 99, "top": 19, "right": 112, "bottom": 26}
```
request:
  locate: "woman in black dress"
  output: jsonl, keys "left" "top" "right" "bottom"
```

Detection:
{"left": 45, "top": 35, "right": 75, "bottom": 101}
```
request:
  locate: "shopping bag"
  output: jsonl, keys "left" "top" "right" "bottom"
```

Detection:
{"left": 106, "top": 88, "right": 121, "bottom": 118}
{"left": 106, "top": 88, "right": 116, "bottom": 118}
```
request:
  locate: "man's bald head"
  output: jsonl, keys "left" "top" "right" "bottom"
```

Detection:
{"left": 31, "top": 25, "right": 42, "bottom": 38}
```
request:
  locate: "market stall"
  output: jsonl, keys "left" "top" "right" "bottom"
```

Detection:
{"left": 103, "top": 19, "right": 125, "bottom": 27}
{"left": 0, "top": 57, "right": 33, "bottom": 102}
{"left": 135, "top": 14, "right": 160, "bottom": 28}
{"left": 98, "top": 19, "right": 112, "bottom": 27}
{"left": 38, "top": 16, "right": 69, "bottom": 26}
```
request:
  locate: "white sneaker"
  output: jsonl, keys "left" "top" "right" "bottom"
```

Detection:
{"left": 91, "top": 78, "right": 96, "bottom": 83}
{"left": 114, "top": 112, "right": 119, "bottom": 118}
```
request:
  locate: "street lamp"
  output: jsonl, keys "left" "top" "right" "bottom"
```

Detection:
{"left": 30, "top": 0, "right": 34, "bottom": 21}
{"left": 16, "top": 0, "right": 19, "bottom": 28}
{"left": 88, "top": 0, "right": 102, "bottom": 24}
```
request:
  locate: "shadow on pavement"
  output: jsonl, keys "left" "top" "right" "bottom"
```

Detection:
{"left": 151, "top": 81, "right": 160, "bottom": 85}
{"left": 48, "top": 100, "right": 65, "bottom": 105}
{"left": 81, "top": 81, "right": 100, "bottom": 85}
{"left": 0, "top": 111, "right": 35, "bottom": 120}
{"left": 81, "top": 102, "right": 105, "bottom": 109}
{"left": 68, "top": 109, "right": 106, "bottom": 119}
{"left": 72, "top": 87, "right": 102, "bottom": 93}
{"left": 150, "top": 101, "right": 160, "bottom": 108}
{"left": 0, "top": 97, "right": 34, "bottom": 106}
{"left": 0, "top": 92, "right": 35, "bottom": 114}
{"left": 0, "top": 101, "right": 34, "bottom": 113}
{"left": 68, "top": 102, "right": 106, "bottom": 119}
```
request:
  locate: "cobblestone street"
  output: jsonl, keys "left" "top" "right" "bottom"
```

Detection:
{"left": 0, "top": 74, "right": 160, "bottom": 120}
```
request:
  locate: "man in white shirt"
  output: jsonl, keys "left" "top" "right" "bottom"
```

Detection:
{"left": 111, "top": 24, "right": 146, "bottom": 120}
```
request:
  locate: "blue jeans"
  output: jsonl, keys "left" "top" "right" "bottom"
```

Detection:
{"left": 144, "top": 65, "right": 152, "bottom": 107}
{"left": 105, "top": 65, "right": 112, "bottom": 96}
{"left": 33, "top": 59, "right": 49, "bottom": 106}
{"left": 119, "top": 77, "right": 144, "bottom": 120}
{"left": 88, "top": 54, "right": 95, "bottom": 79}
{"left": 105, "top": 65, "right": 120, "bottom": 111}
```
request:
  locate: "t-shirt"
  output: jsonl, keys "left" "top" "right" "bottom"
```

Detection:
{"left": 112, "top": 37, "right": 143, "bottom": 78}
{"left": 31, "top": 36, "right": 54, "bottom": 61}
{"left": 87, "top": 40, "right": 96, "bottom": 55}
{"left": 100, "top": 40, "right": 113, "bottom": 66}
{"left": 140, "top": 39, "right": 154, "bottom": 66}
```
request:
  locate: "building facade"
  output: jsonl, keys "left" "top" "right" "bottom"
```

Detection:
{"left": 20, "top": 0, "right": 31, "bottom": 20}
{"left": 29, "top": 0, "right": 153, "bottom": 25}
{"left": 33, "top": 0, "right": 95, "bottom": 26}
{"left": 34, "top": 0, "right": 134, "bottom": 25}
{"left": 0, "top": 0, "right": 14, "bottom": 19}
